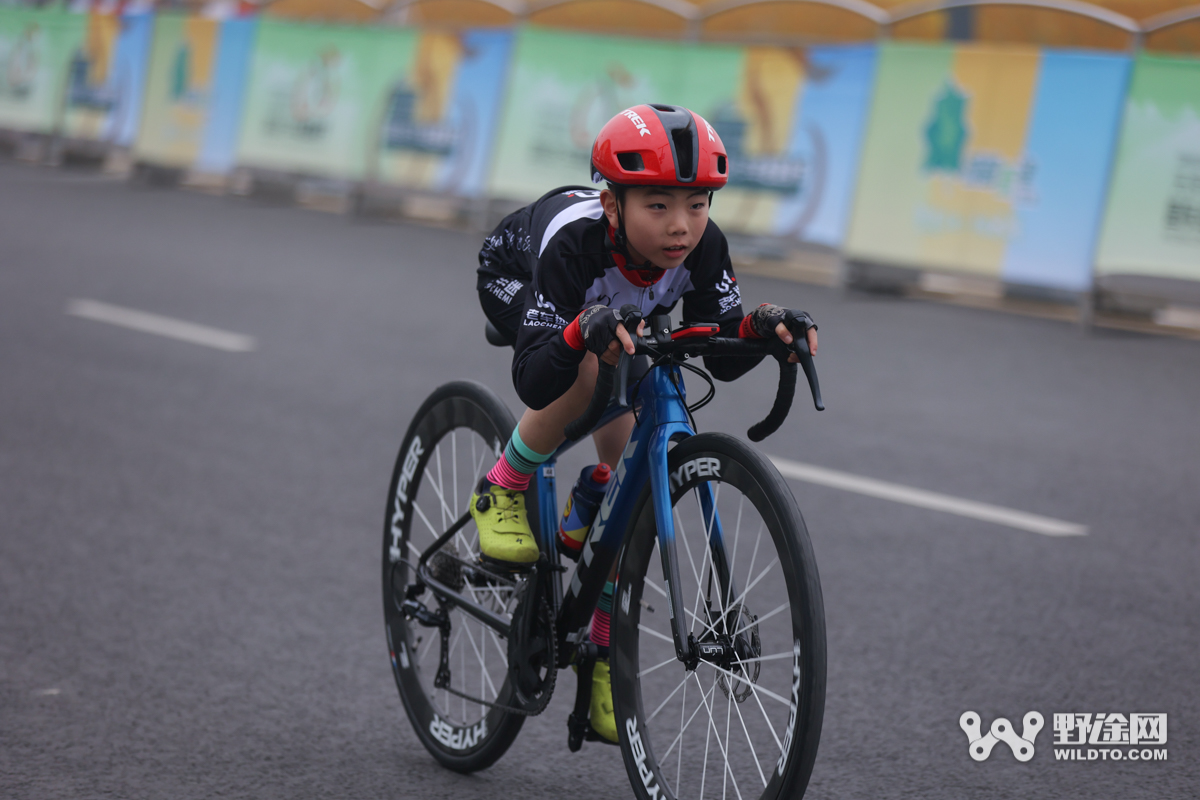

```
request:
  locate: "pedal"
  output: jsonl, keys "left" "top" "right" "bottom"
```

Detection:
{"left": 583, "top": 727, "right": 620, "bottom": 746}
{"left": 478, "top": 553, "right": 537, "bottom": 574}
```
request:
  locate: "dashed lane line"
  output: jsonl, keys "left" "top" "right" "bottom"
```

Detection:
{"left": 66, "top": 299, "right": 256, "bottom": 353}
{"left": 768, "top": 456, "right": 1087, "bottom": 537}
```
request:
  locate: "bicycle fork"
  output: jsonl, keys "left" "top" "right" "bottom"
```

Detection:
{"left": 646, "top": 425, "right": 736, "bottom": 669}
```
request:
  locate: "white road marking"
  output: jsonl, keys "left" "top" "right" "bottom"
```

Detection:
{"left": 34, "top": 688, "right": 61, "bottom": 696}
{"left": 66, "top": 299, "right": 255, "bottom": 352}
{"left": 768, "top": 456, "right": 1087, "bottom": 537}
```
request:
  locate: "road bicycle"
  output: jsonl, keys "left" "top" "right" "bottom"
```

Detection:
{"left": 382, "top": 311, "right": 827, "bottom": 800}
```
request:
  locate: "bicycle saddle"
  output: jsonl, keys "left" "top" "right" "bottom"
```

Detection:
{"left": 484, "top": 321, "right": 515, "bottom": 348}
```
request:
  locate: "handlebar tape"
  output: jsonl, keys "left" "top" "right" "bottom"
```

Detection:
{"left": 747, "top": 360, "right": 797, "bottom": 442}
{"left": 565, "top": 361, "right": 616, "bottom": 442}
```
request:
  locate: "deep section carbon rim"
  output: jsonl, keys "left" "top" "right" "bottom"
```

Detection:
{"left": 612, "top": 433, "right": 825, "bottom": 800}
{"left": 382, "top": 382, "right": 528, "bottom": 772}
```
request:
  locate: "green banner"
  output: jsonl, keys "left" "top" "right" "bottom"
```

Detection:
{"left": 236, "top": 19, "right": 417, "bottom": 179}
{"left": 1095, "top": 54, "right": 1200, "bottom": 281}
{"left": 0, "top": 6, "right": 86, "bottom": 134}
{"left": 488, "top": 27, "right": 741, "bottom": 201}
{"left": 489, "top": 28, "right": 878, "bottom": 243}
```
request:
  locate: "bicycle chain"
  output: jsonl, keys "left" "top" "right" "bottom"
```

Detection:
{"left": 435, "top": 598, "right": 556, "bottom": 718}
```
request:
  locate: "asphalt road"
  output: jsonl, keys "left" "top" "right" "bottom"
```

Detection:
{"left": 2, "top": 160, "right": 1197, "bottom": 799}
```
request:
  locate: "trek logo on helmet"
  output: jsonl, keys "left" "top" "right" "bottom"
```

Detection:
{"left": 621, "top": 108, "right": 652, "bottom": 137}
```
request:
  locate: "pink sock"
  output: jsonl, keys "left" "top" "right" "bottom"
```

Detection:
{"left": 486, "top": 453, "right": 531, "bottom": 491}
{"left": 590, "top": 608, "right": 611, "bottom": 649}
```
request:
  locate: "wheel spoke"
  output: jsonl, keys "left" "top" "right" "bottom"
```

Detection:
{"left": 724, "top": 674, "right": 734, "bottom": 800}
{"left": 412, "top": 500, "right": 441, "bottom": 542}
{"left": 422, "top": 454, "right": 459, "bottom": 533}
{"left": 645, "top": 579, "right": 668, "bottom": 599}
{"left": 700, "top": 660, "right": 792, "bottom": 708}
{"left": 638, "top": 623, "right": 676, "bottom": 645}
{"left": 730, "top": 678, "right": 769, "bottom": 788}
{"left": 717, "top": 655, "right": 786, "bottom": 760}
{"left": 735, "top": 650, "right": 796, "bottom": 665}
{"left": 460, "top": 618, "right": 500, "bottom": 700}
{"left": 731, "top": 600, "right": 789, "bottom": 639}
{"left": 435, "top": 444, "right": 447, "bottom": 531}
{"left": 677, "top": 671, "right": 688, "bottom": 789}
{"left": 681, "top": 493, "right": 717, "bottom": 641}
{"left": 659, "top": 675, "right": 717, "bottom": 761}
{"left": 638, "top": 654, "right": 679, "bottom": 680}
{"left": 646, "top": 672, "right": 689, "bottom": 724}
{"left": 691, "top": 670, "right": 744, "bottom": 800}
{"left": 724, "top": 495, "right": 745, "bottom": 617}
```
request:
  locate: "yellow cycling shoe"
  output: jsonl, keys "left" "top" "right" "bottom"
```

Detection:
{"left": 590, "top": 658, "right": 619, "bottom": 743}
{"left": 470, "top": 479, "right": 539, "bottom": 566}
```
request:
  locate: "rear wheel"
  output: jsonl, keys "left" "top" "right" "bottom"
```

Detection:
{"left": 611, "top": 433, "right": 826, "bottom": 800}
{"left": 382, "top": 381, "right": 528, "bottom": 772}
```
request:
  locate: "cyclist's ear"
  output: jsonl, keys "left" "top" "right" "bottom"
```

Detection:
{"left": 600, "top": 188, "right": 621, "bottom": 228}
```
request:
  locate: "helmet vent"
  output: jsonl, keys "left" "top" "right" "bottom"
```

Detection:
{"left": 716, "top": 155, "right": 727, "bottom": 175}
{"left": 671, "top": 127, "right": 695, "bottom": 182}
{"left": 617, "top": 152, "right": 645, "bottom": 172}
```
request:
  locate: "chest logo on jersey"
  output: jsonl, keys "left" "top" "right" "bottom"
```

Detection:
{"left": 622, "top": 109, "right": 652, "bottom": 138}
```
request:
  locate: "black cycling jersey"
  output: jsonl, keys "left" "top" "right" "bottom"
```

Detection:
{"left": 477, "top": 186, "right": 763, "bottom": 410}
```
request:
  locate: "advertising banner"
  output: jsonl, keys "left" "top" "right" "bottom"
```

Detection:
{"left": 490, "top": 28, "right": 875, "bottom": 245}
{"left": 61, "top": 10, "right": 154, "bottom": 146}
{"left": 0, "top": 6, "right": 86, "bottom": 134}
{"left": 845, "top": 42, "right": 1129, "bottom": 291}
{"left": 135, "top": 14, "right": 257, "bottom": 173}
{"left": 236, "top": 20, "right": 418, "bottom": 180}
{"left": 1095, "top": 54, "right": 1200, "bottom": 282}
{"left": 369, "top": 29, "right": 513, "bottom": 198}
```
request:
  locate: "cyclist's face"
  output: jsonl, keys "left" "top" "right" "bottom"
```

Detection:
{"left": 603, "top": 187, "right": 710, "bottom": 270}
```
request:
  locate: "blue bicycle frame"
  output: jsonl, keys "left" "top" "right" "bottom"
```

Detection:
{"left": 536, "top": 361, "right": 732, "bottom": 667}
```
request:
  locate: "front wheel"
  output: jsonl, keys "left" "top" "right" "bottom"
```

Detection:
{"left": 611, "top": 433, "right": 826, "bottom": 800}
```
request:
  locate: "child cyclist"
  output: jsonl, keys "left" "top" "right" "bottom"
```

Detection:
{"left": 472, "top": 104, "right": 818, "bottom": 742}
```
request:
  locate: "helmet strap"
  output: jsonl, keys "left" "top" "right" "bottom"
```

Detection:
{"left": 611, "top": 190, "right": 657, "bottom": 271}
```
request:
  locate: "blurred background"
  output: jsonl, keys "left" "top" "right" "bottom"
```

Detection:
{"left": 2, "top": 0, "right": 1199, "bottom": 324}
{"left": 1, "top": 0, "right": 1198, "bottom": 798}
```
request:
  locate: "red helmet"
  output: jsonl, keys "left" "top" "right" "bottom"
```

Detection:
{"left": 591, "top": 104, "right": 728, "bottom": 190}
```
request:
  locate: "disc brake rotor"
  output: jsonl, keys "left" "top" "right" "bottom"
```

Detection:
{"left": 716, "top": 602, "right": 760, "bottom": 703}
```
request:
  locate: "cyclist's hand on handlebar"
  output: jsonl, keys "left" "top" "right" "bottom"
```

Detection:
{"left": 604, "top": 317, "right": 646, "bottom": 365}
{"left": 575, "top": 303, "right": 646, "bottom": 365}
{"left": 776, "top": 323, "right": 818, "bottom": 363}
{"left": 742, "top": 304, "right": 818, "bottom": 363}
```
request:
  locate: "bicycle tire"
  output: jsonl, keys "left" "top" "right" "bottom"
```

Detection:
{"left": 611, "top": 432, "right": 826, "bottom": 800}
{"left": 382, "top": 380, "right": 528, "bottom": 772}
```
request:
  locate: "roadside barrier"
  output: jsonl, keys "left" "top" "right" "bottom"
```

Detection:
{"left": 1, "top": 4, "right": 1198, "bottom": 328}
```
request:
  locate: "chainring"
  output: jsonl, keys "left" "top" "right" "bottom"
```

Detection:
{"left": 506, "top": 580, "right": 557, "bottom": 715}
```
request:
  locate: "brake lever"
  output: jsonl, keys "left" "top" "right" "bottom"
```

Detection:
{"left": 615, "top": 306, "right": 644, "bottom": 409}
{"left": 616, "top": 349, "right": 632, "bottom": 407}
{"left": 789, "top": 339, "right": 824, "bottom": 411}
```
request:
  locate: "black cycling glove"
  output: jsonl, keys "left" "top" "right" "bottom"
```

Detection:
{"left": 740, "top": 303, "right": 817, "bottom": 340}
{"left": 575, "top": 303, "right": 641, "bottom": 356}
